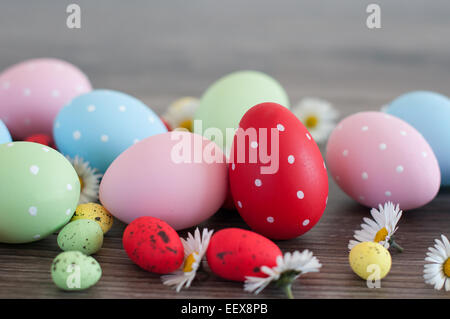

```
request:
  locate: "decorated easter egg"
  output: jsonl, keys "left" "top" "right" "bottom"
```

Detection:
{"left": 0, "top": 142, "right": 80, "bottom": 243}
{"left": 71, "top": 203, "right": 114, "bottom": 234}
{"left": 53, "top": 89, "right": 167, "bottom": 173}
{"left": 0, "top": 120, "right": 12, "bottom": 144}
{"left": 57, "top": 219, "right": 104, "bottom": 255}
{"left": 326, "top": 112, "right": 440, "bottom": 210}
{"left": 51, "top": 251, "right": 102, "bottom": 291}
{"left": 385, "top": 91, "right": 450, "bottom": 185}
{"left": 229, "top": 103, "right": 328, "bottom": 240}
{"left": 0, "top": 58, "right": 91, "bottom": 140}
{"left": 349, "top": 242, "right": 391, "bottom": 280}
{"left": 122, "top": 216, "right": 184, "bottom": 274}
{"left": 206, "top": 228, "right": 282, "bottom": 282}
{"left": 100, "top": 131, "right": 227, "bottom": 229}
{"left": 194, "top": 71, "right": 289, "bottom": 152}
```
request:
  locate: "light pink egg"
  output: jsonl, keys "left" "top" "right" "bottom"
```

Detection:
{"left": 326, "top": 112, "right": 440, "bottom": 210}
{"left": 99, "top": 131, "right": 228, "bottom": 229}
{"left": 0, "top": 58, "right": 91, "bottom": 139}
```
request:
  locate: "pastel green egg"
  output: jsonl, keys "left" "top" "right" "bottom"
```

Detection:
{"left": 0, "top": 142, "right": 80, "bottom": 243}
{"left": 51, "top": 251, "right": 102, "bottom": 291}
{"left": 194, "top": 70, "right": 289, "bottom": 152}
{"left": 57, "top": 219, "right": 103, "bottom": 255}
{"left": 349, "top": 242, "right": 392, "bottom": 280}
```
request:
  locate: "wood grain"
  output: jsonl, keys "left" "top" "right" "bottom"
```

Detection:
{"left": 0, "top": 0, "right": 449, "bottom": 299}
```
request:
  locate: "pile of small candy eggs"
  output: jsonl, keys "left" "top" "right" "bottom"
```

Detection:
{"left": 0, "top": 58, "right": 449, "bottom": 293}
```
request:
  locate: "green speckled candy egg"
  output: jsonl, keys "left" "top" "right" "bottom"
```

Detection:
{"left": 51, "top": 251, "right": 102, "bottom": 291}
{"left": 57, "top": 219, "right": 103, "bottom": 255}
{"left": 0, "top": 142, "right": 80, "bottom": 243}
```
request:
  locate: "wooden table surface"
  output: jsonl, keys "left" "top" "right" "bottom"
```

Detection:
{"left": 0, "top": 1, "right": 449, "bottom": 299}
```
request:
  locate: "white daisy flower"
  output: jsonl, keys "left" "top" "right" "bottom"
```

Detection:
{"left": 424, "top": 234, "right": 450, "bottom": 291}
{"left": 291, "top": 97, "right": 338, "bottom": 143}
{"left": 348, "top": 201, "right": 403, "bottom": 252}
{"left": 67, "top": 156, "right": 102, "bottom": 205}
{"left": 244, "top": 250, "right": 321, "bottom": 299}
{"left": 162, "top": 97, "right": 200, "bottom": 132}
{"left": 162, "top": 228, "right": 213, "bottom": 292}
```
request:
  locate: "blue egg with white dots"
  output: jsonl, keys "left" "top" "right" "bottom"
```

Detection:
{"left": 386, "top": 91, "right": 450, "bottom": 185}
{"left": 53, "top": 90, "right": 167, "bottom": 173}
{"left": 0, "top": 120, "right": 12, "bottom": 144}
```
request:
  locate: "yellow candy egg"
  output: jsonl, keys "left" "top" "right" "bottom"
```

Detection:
{"left": 349, "top": 241, "right": 392, "bottom": 280}
{"left": 71, "top": 203, "right": 114, "bottom": 234}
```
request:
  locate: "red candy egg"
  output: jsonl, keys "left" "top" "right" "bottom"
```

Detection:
{"left": 24, "top": 133, "right": 54, "bottom": 148}
{"left": 206, "top": 228, "right": 282, "bottom": 282}
{"left": 122, "top": 216, "right": 184, "bottom": 274}
{"left": 229, "top": 102, "right": 328, "bottom": 240}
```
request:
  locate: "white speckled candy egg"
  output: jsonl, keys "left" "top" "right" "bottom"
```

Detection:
{"left": 53, "top": 90, "right": 167, "bottom": 173}
{"left": 0, "top": 142, "right": 80, "bottom": 243}
{"left": 99, "top": 132, "right": 228, "bottom": 229}
{"left": 326, "top": 112, "right": 440, "bottom": 210}
{"left": 0, "top": 58, "right": 91, "bottom": 140}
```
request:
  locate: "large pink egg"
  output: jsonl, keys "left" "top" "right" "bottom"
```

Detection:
{"left": 0, "top": 58, "right": 91, "bottom": 139}
{"left": 326, "top": 112, "right": 440, "bottom": 210}
{"left": 99, "top": 131, "right": 228, "bottom": 229}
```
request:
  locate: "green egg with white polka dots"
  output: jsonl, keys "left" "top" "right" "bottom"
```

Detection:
{"left": 57, "top": 219, "right": 103, "bottom": 255}
{"left": 51, "top": 251, "right": 102, "bottom": 291}
{"left": 0, "top": 142, "right": 80, "bottom": 243}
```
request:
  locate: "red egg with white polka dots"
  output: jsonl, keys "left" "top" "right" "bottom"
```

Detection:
{"left": 122, "top": 216, "right": 184, "bottom": 274}
{"left": 206, "top": 228, "right": 282, "bottom": 282}
{"left": 229, "top": 102, "right": 328, "bottom": 240}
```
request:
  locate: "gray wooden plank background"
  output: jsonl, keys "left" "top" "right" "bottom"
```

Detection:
{"left": 0, "top": 0, "right": 449, "bottom": 298}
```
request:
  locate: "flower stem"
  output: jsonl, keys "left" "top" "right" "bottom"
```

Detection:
{"left": 282, "top": 283, "right": 294, "bottom": 299}
{"left": 389, "top": 237, "right": 404, "bottom": 253}
{"left": 275, "top": 271, "right": 299, "bottom": 299}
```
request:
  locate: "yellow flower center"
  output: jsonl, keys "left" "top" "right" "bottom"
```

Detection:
{"left": 444, "top": 258, "right": 450, "bottom": 277}
{"left": 305, "top": 115, "right": 319, "bottom": 129}
{"left": 78, "top": 176, "right": 84, "bottom": 191}
{"left": 178, "top": 119, "right": 193, "bottom": 132}
{"left": 183, "top": 253, "right": 197, "bottom": 273}
{"left": 374, "top": 227, "right": 388, "bottom": 243}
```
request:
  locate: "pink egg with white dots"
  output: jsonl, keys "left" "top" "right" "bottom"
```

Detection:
{"left": 326, "top": 112, "right": 440, "bottom": 210}
{"left": 0, "top": 58, "right": 91, "bottom": 140}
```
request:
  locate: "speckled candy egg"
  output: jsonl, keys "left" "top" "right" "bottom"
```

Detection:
{"left": 122, "top": 216, "right": 184, "bottom": 274}
{"left": 100, "top": 132, "right": 227, "bottom": 230}
{"left": 0, "top": 120, "right": 12, "bottom": 144}
{"left": 51, "top": 251, "right": 102, "bottom": 291}
{"left": 71, "top": 203, "right": 114, "bottom": 234}
{"left": 0, "top": 58, "right": 91, "bottom": 140}
{"left": 53, "top": 89, "right": 167, "bottom": 173}
{"left": 326, "top": 112, "right": 440, "bottom": 210}
{"left": 349, "top": 242, "right": 392, "bottom": 280}
{"left": 194, "top": 70, "right": 289, "bottom": 151}
{"left": 206, "top": 228, "right": 282, "bottom": 282}
{"left": 57, "top": 219, "right": 104, "bottom": 255}
{"left": 229, "top": 103, "right": 328, "bottom": 240}
{"left": 0, "top": 142, "right": 80, "bottom": 243}
{"left": 385, "top": 91, "right": 450, "bottom": 185}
